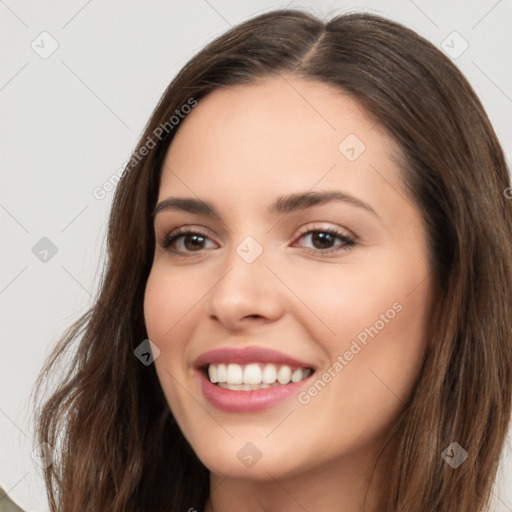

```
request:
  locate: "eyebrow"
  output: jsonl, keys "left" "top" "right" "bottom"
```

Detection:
{"left": 152, "top": 191, "right": 379, "bottom": 221}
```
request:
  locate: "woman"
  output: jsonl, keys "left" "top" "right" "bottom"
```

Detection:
{"left": 33, "top": 8, "right": 512, "bottom": 512}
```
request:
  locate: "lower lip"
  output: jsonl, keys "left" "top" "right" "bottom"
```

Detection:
{"left": 199, "top": 370, "right": 314, "bottom": 412}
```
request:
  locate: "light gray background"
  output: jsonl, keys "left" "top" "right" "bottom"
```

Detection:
{"left": 1, "top": 1, "right": 511, "bottom": 510}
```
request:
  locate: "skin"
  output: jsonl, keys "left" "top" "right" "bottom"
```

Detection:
{"left": 143, "top": 74, "right": 434, "bottom": 512}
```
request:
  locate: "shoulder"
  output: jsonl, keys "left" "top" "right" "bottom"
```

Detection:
{"left": 0, "top": 486, "right": 26, "bottom": 512}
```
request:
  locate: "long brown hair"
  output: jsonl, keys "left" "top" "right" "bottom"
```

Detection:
{"left": 33, "top": 9, "right": 512, "bottom": 512}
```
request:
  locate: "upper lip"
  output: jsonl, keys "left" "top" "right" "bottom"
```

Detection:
{"left": 194, "top": 346, "right": 315, "bottom": 370}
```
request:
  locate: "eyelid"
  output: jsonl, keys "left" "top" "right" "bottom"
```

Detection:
{"left": 294, "top": 222, "right": 356, "bottom": 241}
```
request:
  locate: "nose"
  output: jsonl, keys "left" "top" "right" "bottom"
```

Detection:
{"left": 205, "top": 243, "right": 286, "bottom": 331}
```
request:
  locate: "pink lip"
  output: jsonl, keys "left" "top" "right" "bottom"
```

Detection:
{"left": 193, "top": 346, "right": 316, "bottom": 413}
{"left": 198, "top": 371, "right": 314, "bottom": 412}
{"left": 193, "top": 346, "right": 315, "bottom": 369}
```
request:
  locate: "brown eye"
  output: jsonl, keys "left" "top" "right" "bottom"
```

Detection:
{"left": 295, "top": 229, "right": 356, "bottom": 255}
{"left": 161, "top": 229, "right": 216, "bottom": 255}
{"left": 310, "top": 231, "right": 337, "bottom": 249}
{"left": 181, "top": 233, "right": 206, "bottom": 251}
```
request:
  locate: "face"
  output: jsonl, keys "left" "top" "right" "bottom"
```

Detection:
{"left": 144, "top": 75, "right": 433, "bottom": 481}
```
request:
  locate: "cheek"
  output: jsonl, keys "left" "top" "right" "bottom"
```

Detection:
{"left": 286, "top": 253, "right": 427, "bottom": 344}
{"left": 290, "top": 254, "right": 431, "bottom": 421}
{"left": 143, "top": 268, "right": 201, "bottom": 439}
{"left": 143, "top": 267, "right": 202, "bottom": 347}
{"left": 322, "top": 294, "right": 429, "bottom": 450}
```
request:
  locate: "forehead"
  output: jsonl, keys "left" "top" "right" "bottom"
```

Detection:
{"left": 159, "top": 75, "right": 403, "bottom": 211}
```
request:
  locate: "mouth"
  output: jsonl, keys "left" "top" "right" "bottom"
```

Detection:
{"left": 203, "top": 362, "right": 314, "bottom": 390}
{"left": 194, "top": 346, "right": 317, "bottom": 412}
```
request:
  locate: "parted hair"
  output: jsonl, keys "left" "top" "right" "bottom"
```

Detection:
{"left": 33, "top": 9, "right": 512, "bottom": 512}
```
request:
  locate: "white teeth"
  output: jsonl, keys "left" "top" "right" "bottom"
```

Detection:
{"left": 208, "top": 365, "right": 217, "bottom": 383}
{"left": 206, "top": 362, "right": 312, "bottom": 387}
{"left": 216, "top": 363, "right": 227, "bottom": 383}
{"left": 277, "top": 365, "right": 292, "bottom": 384}
{"left": 218, "top": 383, "right": 272, "bottom": 390}
{"left": 262, "top": 364, "right": 277, "bottom": 384}
{"left": 291, "top": 368, "right": 303, "bottom": 383}
{"left": 226, "top": 363, "right": 243, "bottom": 384}
{"left": 243, "top": 363, "right": 262, "bottom": 384}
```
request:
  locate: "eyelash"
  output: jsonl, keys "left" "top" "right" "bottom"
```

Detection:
{"left": 159, "top": 225, "right": 356, "bottom": 259}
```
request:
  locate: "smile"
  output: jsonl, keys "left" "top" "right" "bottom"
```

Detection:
{"left": 207, "top": 362, "right": 313, "bottom": 390}
{"left": 194, "top": 346, "right": 317, "bottom": 412}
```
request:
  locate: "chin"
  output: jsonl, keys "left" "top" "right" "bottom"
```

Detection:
{"left": 188, "top": 430, "right": 313, "bottom": 481}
